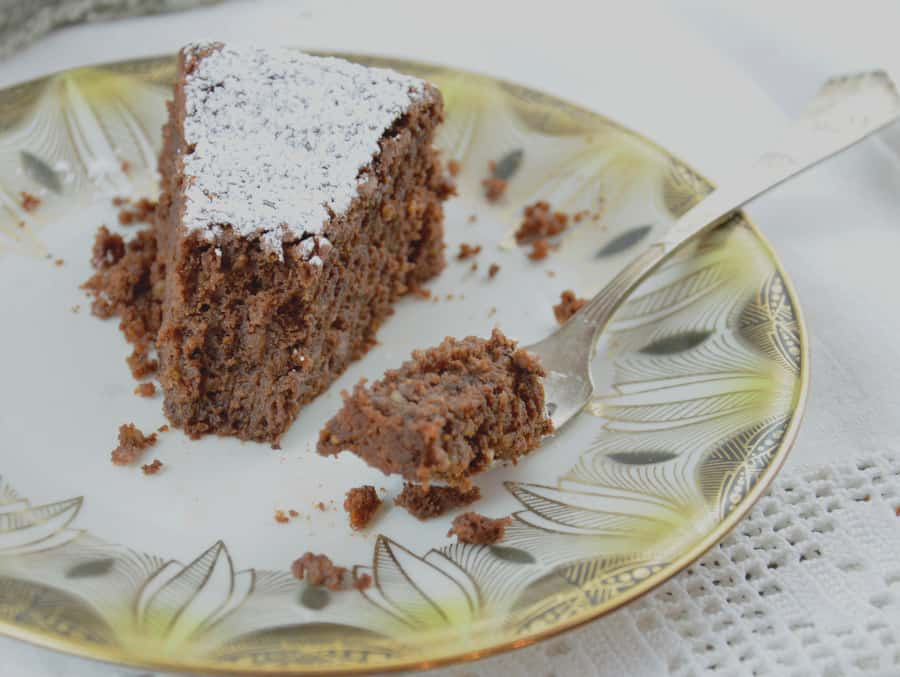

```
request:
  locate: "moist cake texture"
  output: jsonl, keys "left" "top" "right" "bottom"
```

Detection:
{"left": 318, "top": 329, "right": 552, "bottom": 488}
{"left": 154, "top": 43, "right": 450, "bottom": 442}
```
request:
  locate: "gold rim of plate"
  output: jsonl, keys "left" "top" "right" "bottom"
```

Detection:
{"left": 0, "top": 52, "right": 809, "bottom": 675}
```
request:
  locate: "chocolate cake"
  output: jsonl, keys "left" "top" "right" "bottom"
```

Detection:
{"left": 153, "top": 43, "right": 450, "bottom": 443}
{"left": 318, "top": 329, "right": 552, "bottom": 488}
{"left": 394, "top": 483, "right": 482, "bottom": 520}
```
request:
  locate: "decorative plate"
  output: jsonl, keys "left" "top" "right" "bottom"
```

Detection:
{"left": 0, "top": 54, "right": 807, "bottom": 674}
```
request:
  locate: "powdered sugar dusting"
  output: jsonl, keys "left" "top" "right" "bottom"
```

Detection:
{"left": 181, "top": 43, "right": 427, "bottom": 256}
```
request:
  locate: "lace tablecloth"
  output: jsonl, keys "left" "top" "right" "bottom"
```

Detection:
{"left": 2, "top": 1, "right": 900, "bottom": 675}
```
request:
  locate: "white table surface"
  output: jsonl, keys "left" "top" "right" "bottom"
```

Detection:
{"left": 1, "top": 1, "right": 899, "bottom": 674}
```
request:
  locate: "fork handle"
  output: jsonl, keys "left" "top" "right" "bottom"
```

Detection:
{"left": 574, "top": 71, "right": 900, "bottom": 338}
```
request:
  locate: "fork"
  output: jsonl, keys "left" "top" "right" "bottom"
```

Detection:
{"left": 528, "top": 71, "right": 900, "bottom": 431}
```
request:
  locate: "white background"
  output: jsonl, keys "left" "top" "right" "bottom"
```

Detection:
{"left": 1, "top": 1, "right": 899, "bottom": 674}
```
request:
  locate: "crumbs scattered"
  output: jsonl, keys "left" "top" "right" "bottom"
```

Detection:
{"left": 315, "top": 501, "right": 327, "bottom": 512}
{"left": 482, "top": 176, "right": 507, "bottom": 202}
{"left": 274, "top": 510, "right": 290, "bottom": 524}
{"left": 118, "top": 198, "right": 157, "bottom": 226}
{"left": 468, "top": 214, "right": 478, "bottom": 223}
{"left": 447, "top": 158, "right": 461, "bottom": 177}
{"left": 141, "top": 459, "right": 163, "bottom": 475}
{"left": 157, "top": 424, "right": 170, "bottom": 433}
{"left": 289, "top": 509, "right": 299, "bottom": 518}
{"left": 488, "top": 263, "right": 500, "bottom": 279}
{"left": 516, "top": 201, "right": 569, "bottom": 243}
{"left": 54, "top": 259, "right": 65, "bottom": 267}
{"left": 394, "top": 483, "right": 482, "bottom": 520}
{"left": 447, "top": 512, "right": 512, "bottom": 544}
{"left": 134, "top": 382, "right": 156, "bottom": 397}
{"left": 554, "top": 290, "right": 587, "bottom": 324}
{"left": 291, "top": 552, "right": 346, "bottom": 590}
{"left": 488, "top": 306, "right": 497, "bottom": 317}
{"left": 111, "top": 423, "right": 157, "bottom": 466}
{"left": 445, "top": 293, "right": 455, "bottom": 301}
{"left": 546, "top": 270, "right": 557, "bottom": 278}
{"left": 457, "top": 242, "right": 482, "bottom": 260}
{"left": 344, "top": 485, "right": 382, "bottom": 530}
{"left": 528, "top": 238, "right": 556, "bottom": 261}
{"left": 120, "top": 160, "right": 131, "bottom": 175}
{"left": 353, "top": 573, "right": 373, "bottom": 591}
{"left": 20, "top": 191, "right": 41, "bottom": 212}
{"left": 470, "top": 261, "right": 478, "bottom": 272}
{"left": 70, "top": 305, "right": 80, "bottom": 314}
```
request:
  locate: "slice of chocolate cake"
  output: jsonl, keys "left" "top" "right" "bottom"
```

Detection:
{"left": 155, "top": 43, "right": 450, "bottom": 443}
{"left": 317, "top": 329, "right": 553, "bottom": 488}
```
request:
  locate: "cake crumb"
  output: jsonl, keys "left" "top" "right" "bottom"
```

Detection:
{"left": 111, "top": 423, "right": 157, "bottom": 466}
{"left": 291, "top": 552, "right": 346, "bottom": 590}
{"left": 89, "top": 226, "right": 125, "bottom": 269}
{"left": 20, "top": 191, "right": 41, "bottom": 212}
{"left": 344, "top": 485, "right": 382, "bottom": 530}
{"left": 554, "top": 290, "right": 588, "bottom": 324}
{"left": 274, "top": 510, "right": 290, "bottom": 524}
{"left": 117, "top": 198, "right": 157, "bottom": 226}
{"left": 546, "top": 270, "right": 557, "bottom": 278}
{"left": 83, "top": 226, "right": 163, "bottom": 380}
{"left": 445, "top": 293, "right": 455, "bottom": 301}
{"left": 468, "top": 214, "right": 478, "bottom": 223}
{"left": 141, "top": 459, "right": 163, "bottom": 475}
{"left": 158, "top": 424, "right": 170, "bottom": 433}
{"left": 516, "top": 201, "right": 569, "bottom": 243}
{"left": 134, "top": 382, "right": 156, "bottom": 397}
{"left": 315, "top": 501, "right": 326, "bottom": 512}
{"left": 447, "top": 159, "right": 461, "bottom": 177}
{"left": 70, "top": 305, "right": 80, "bottom": 313}
{"left": 488, "top": 306, "right": 497, "bottom": 317}
{"left": 395, "top": 483, "right": 482, "bottom": 520}
{"left": 457, "top": 242, "right": 482, "bottom": 260}
{"left": 470, "top": 262, "right": 478, "bottom": 272}
{"left": 112, "top": 196, "right": 129, "bottom": 207}
{"left": 528, "top": 238, "right": 555, "bottom": 261}
{"left": 353, "top": 573, "right": 373, "bottom": 591}
{"left": 488, "top": 263, "right": 500, "bottom": 279}
{"left": 289, "top": 509, "right": 299, "bottom": 518}
{"left": 447, "top": 512, "right": 513, "bottom": 544}
{"left": 482, "top": 176, "right": 507, "bottom": 203}
{"left": 54, "top": 258, "right": 65, "bottom": 267}
{"left": 573, "top": 209, "right": 590, "bottom": 223}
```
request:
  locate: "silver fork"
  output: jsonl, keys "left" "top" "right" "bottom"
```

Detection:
{"left": 528, "top": 71, "right": 900, "bottom": 432}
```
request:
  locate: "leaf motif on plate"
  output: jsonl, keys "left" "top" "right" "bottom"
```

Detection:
{"left": 638, "top": 329, "right": 713, "bottom": 355}
{"left": 558, "top": 555, "right": 667, "bottom": 607}
{"left": 20, "top": 151, "right": 62, "bottom": 193}
{"left": 596, "top": 224, "right": 652, "bottom": 258}
{"left": 661, "top": 158, "right": 712, "bottom": 217}
{"left": 491, "top": 148, "right": 524, "bottom": 180}
{"left": 697, "top": 415, "right": 791, "bottom": 518}
{"left": 0, "top": 490, "right": 82, "bottom": 556}
{"left": 506, "top": 482, "right": 686, "bottom": 539}
{"left": 360, "top": 536, "right": 478, "bottom": 630}
{"left": 734, "top": 272, "right": 802, "bottom": 374}
{"left": 135, "top": 540, "right": 254, "bottom": 651}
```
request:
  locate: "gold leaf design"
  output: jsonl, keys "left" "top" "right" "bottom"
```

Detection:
{"left": 661, "top": 157, "right": 712, "bottom": 217}
{"left": 697, "top": 415, "right": 791, "bottom": 518}
{"left": 735, "top": 273, "right": 802, "bottom": 374}
{"left": 136, "top": 541, "right": 254, "bottom": 651}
